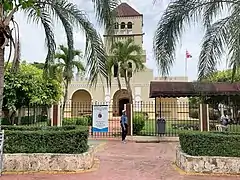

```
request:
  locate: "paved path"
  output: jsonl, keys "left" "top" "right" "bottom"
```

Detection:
{"left": 1, "top": 141, "right": 239, "bottom": 180}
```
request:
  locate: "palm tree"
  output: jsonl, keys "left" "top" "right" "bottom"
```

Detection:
{"left": 153, "top": 0, "right": 240, "bottom": 80}
{"left": 108, "top": 38, "right": 144, "bottom": 103}
{"left": 54, "top": 45, "right": 85, "bottom": 120}
{"left": 0, "top": 0, "right": 119, "bottom": 124}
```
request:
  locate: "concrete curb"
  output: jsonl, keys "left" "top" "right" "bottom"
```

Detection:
{"left": 172, "top": 162, "right": 240, "bottom": 177}
{"left": 90, "top": 136, "right": 179, "bottom": 143}
{"left": 2, "top": 143, "right": 107, "bottom": 175}
{"left": 3, "top": 158, "right": 100, "bottom": 175}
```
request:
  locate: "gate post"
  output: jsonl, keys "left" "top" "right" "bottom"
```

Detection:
{"left": 125, "top": 103, "right": 133, "bottom": 136}
{"left": 199, "top": 103, "right": 209, "bottom": 131}
{"left": 52, "top": 104, "right": 61, "bottom": 126}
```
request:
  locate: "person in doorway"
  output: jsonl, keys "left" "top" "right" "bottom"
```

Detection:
{"left": 121, "top": 110, "right": 128, "bottom": 143}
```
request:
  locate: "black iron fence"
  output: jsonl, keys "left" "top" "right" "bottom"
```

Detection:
{"left": 64, "top": 102, "right": 122, "bottom": 138}
{"left": 1, "top": 105, "right": 51, "bottom": 126}
{"left": 64, "top": 100, "right": 201, "bottom": 137}
{"left": 132, "top": 100, "right": 200, "bottom": 137}
{"left": 3, "top": 99, "right": 240, "bottom": 136}
{"left": 208, "top": 103, "right": 240, "bottom": 132}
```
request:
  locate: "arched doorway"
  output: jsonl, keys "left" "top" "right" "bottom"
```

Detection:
{"left": 71, "top": 89, "right": 92, "bottom": 117}
{"left": 113, "top": 89, "right": 130, "bottom": 116}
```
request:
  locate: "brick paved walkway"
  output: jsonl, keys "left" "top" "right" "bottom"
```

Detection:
{"left": 1, "top": 141, "right": 239, "bottom": 180}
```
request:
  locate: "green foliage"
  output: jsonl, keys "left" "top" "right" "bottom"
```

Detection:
{"left": 63, "top": 116, "right": 92, "bottom": 126}
{"left": 107, "top": 38, "right": 145, "bottom": 101}
{"left": 3, "top": 63, "right": 62, "bottom": 111}
{"left": 189, "top": 109, "right": 220, "bottom": 120}
{"left": 2, "top": 0, "right": 35, "bottom": 11}
{"left": 179, "top": 131, "right": 240, "bottom": 157}
{"left": 4, "top": 127, "right": 89, "bottom": 154}
{"left": 206, "top": 68, "right": 240, "bottom": 82}
{"left": 152, "top": 0, "right": 240, "bottom": 79}
{"left": 133, "top": 112, "right": 146, "bottom": 135}
{"left": 1, "top": 125, "right": 77, "bottom": 131}
{"left": 1, "top": 115, "right": 50, "bottom": 125}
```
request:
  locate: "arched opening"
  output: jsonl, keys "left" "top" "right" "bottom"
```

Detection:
{"left": 120, "top": 22, "right": 126, "bottom": 29}
{"left": 127, "top": 22, "right": 132, "bottom": 29}
{"left": 113, "top": 89, "right": 130, "bottom": 116}
{"left": 71, "top": 89, "right": 92, "bottom": 117}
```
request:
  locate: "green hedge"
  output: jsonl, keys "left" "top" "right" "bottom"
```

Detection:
{"left": 179, "top": 131, "right": 240, "bottom": 157}
{"left": 4, "top": 126, "right": 89, "bottom": 154}
{"left": 1, "top": 125, "right": 77, "bottom": 131}
{"left": 63, "top": 115, "right": 92, "bottom": 126}
{"left": 133, "top": 112, "right": 146, "bottom": 135}
{"left": 2, "top": 115, "right": 50, "bottom": 125}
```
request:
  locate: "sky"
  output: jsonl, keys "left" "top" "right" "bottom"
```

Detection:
{"left": 12, "top": 0, "right": 226, "bottom": 81}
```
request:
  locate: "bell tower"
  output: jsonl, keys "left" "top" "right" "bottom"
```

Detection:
{"left": 103, "top": 3, "right": 146, "bottom": 62}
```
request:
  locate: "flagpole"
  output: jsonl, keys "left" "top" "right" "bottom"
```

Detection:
{"left": 185, "top": 53, "right": 187, "bottom": 78}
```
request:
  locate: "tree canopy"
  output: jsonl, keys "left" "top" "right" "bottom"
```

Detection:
{"left": 3, "top": 63, "right": 62, "bottom": 112}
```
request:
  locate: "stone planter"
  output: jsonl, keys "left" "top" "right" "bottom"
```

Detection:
{"left": 176, "top": 146, "right": 240, "bottom": 174}
{"left": 3, "top": 146, "right": 95, "bottom": 172}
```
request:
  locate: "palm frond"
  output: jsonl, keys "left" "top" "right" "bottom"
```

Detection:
{"left": 51, "top": 0, "right": 108, "bottom": 87}
{"left": 198, "top": 16, "right": 231, "bottom": 80}
{"left": 53, "top": 3, "right": 74, "bottom": 64}
{"left": 72, "top": 60, "right": 85, "bottom": 72}
{"left": 227, "top": 4, "right": 240, "bottom": 82}
{"left": 91, "top": 0, "right": 119, "bottom": 35}
{"left": 202, "top": 1, "right": 227, "bottom": 28}
{"left": 24, "top": 5, "right": 56, "bottom": 71}
{"left": 153, "top": 0, "right": 205, "bottom": 76}
{"left": 55, "top": 53, "right": 67, "bottom": 61}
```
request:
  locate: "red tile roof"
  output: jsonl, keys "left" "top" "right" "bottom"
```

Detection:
{"left": 115, "top": 3, "right": 142, "bottom": 17}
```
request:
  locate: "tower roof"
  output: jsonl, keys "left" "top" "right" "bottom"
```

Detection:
{"left": 115, "top": 3, "right": 142, "bottom": 17}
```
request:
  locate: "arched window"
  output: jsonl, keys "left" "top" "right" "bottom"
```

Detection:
{"left": 113, "top": 64, "right": 118, "bottom": 77}
{"left": 114, "top": 22, "right": 119, "bottom": 29}
{"left": 120, "top": 22, "right": 125, "bottom": 29}
{"left": 127, "top": 22, "right": 132, "bottom": 29}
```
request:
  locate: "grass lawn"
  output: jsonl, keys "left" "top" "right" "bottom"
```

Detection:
{"left": 140, "top": 119, "right": 240, "bottom": 136}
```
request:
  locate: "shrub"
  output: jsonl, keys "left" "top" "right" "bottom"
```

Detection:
{"left": 84, "top": 115, "right": 92, "bottom": 126}
{"left": 179, "top": 131, "right": 240, "bottom": 157}
{"left": 1, "top": 115, "right": 50, "bottom": 125}
{"left": 62, "top": 117, "right": 76, "bottom": 125}
{"left": 63, "top": 116, "right": 89, "bottom": 126}
{"left": 133, "top": 112, "right": 146, "bottom": 135}
{"left": 20, "top": 115, "right": 49, "bottom": 125}
{"left": 4, "top": 127, "right": 89, "bottom": 154}
{"left": 189, "top": 109, "right": 199, "bottom": 119}
{"left": 189, "top": 109, "right": 221, "bottom": 120}
{"left": 1, "top": 125, "right": 77, "bottom": 131}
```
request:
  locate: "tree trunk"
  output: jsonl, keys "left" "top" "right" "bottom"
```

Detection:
{"left": 124, "top": 74, "right": 133, "bottom": 104}
{"left": 0, "top": 48, "right": 4, "bottom": 129}
{"left": 116, "top": 74, "right": 122, "bottom": 90}
{"left": 61, "top": 80, "right": 69, "bottom": 123}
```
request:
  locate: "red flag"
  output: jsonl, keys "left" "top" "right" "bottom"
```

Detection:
{"left": 186, "top": 50, "right": 192, "bottom": 59}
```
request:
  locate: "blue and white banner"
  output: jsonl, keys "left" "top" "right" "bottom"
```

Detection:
{"left": 92, "top": 105, "right": 109, "bottom": 132}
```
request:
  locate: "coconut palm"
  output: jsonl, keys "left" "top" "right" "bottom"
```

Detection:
{"left": 153, "top": 0, "right": 240, "bottom": 80}
{"left": 54, "top": 45, "right": 85, "bottom": 120}
{"left": 108, "top": 38, "right": 145, "bottom": 103}
{"left": 0, "top": 0, "right": 119, "bottom": 124}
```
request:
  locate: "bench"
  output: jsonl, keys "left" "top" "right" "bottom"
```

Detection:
{"left": 215, "top": 124, "right": 228, "bottom": 132}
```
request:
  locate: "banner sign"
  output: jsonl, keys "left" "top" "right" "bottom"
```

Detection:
{"left": 92, "top": 105, "right": 108, "bottom": 132}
